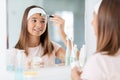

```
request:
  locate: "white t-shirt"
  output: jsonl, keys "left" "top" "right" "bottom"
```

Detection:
{"left": 28, "top": 41, "right": 61, "bottom": 66}
{"left": 81, "top": 49, "right": 120, "bottom": 80}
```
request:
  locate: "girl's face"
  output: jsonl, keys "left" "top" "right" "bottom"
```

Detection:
{"left": 27, "top": 13, "right": 47, "bottom": 37}
{"left": 92, "top": 12, "right": 98, "bottom": 36}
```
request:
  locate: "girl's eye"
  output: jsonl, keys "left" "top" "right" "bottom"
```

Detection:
{"left": 40, "top": 20, "right": 45, "bottom": 23}
{"left": 32, "top": 19, "right": 37, "bottom": 22}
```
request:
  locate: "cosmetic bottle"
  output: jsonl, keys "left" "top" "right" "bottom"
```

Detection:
{"left": 15, "top": 49, "right": 24, "bottom": 80}
{"left": 79, "top": 44, "right": 86, "bottom": 67}
{"left": 65, "top": 37, "right": 70, "bottom": 66}
{"left": 70, "top": 44, "right": 77, "bottom": 63}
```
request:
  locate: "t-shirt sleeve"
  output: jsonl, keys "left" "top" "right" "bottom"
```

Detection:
{"left": 52, "top": 41, "right": 61, "bottom": 52}
{"left": 81, "top": 54, "right": 104, "bottom": 80}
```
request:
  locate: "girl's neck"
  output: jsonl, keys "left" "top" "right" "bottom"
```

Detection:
{"left": 28, "top": 35, "right": 40, "bottom": 47}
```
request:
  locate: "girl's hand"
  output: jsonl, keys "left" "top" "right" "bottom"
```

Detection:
{"left": 71, "top": 66, "right": 82, "bottom": 80}
{"left": 49, "top": 15, "right": 65, "bottom": 30}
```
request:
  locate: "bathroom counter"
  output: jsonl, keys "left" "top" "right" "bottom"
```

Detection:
{"left": 2, "top": 66, "right": 71, "bottom": 80}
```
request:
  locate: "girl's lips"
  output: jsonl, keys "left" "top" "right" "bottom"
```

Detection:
{"left": 33, "top": 28, "right": 42, "bottom": 32}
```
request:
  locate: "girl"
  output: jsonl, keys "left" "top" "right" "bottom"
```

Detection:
{"left": 71, "top": 0, "right": 120, "bottom": 80}
{"left": 15, "top": 5, "right": 67, "bottom": 69}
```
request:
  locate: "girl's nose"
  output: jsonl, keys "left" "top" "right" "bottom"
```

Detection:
{"left": 36, "top": 21, "right": 42, "bottom": 28}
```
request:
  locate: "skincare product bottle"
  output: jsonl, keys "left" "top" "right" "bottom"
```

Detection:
{"left": 70, "top": 44, "right": 77, "bottom": 63}
{"left": 15, "top": 49, "right": 24, "bottom": 80}
{"left": 65, "top": 37, "right": 70, "bottom": 66}
{"left": 79, "top": 44, "right": 86, "bottom": 67}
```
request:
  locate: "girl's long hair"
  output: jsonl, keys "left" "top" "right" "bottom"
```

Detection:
{"left": 15, "top": 5, "right": 54, "bottom": 56}
{"left": 96, "top": 0, "right": 120, "bottom": 55}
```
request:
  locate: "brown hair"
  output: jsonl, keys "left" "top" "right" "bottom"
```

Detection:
{"left": 96, "top": 0, "right": 120, "bottom": 55}
{"left": 15, "top": 5, "right": 54, "bottom": 56}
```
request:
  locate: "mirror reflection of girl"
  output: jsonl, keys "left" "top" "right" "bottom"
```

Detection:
{"left": 15, "top": 5, "right": 67, "bottom": 69}
{"left": 71, "top": 0, "right": 120, "bottom": 80}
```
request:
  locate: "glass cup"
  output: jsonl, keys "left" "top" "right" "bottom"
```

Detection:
{"left": 6, "top": 49, "right": 16, "bottom": 71}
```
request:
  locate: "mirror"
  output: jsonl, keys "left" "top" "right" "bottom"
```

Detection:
{"left": 6, "top": 0, "right": 85, "bottom": 79}
{"left": 7, "top": 0, "right": 85, "bottom": 49}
